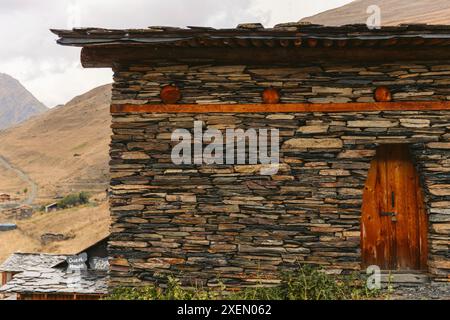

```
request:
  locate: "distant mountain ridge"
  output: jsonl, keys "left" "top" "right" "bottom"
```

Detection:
{"left": 0, "top": 73, "right": 47, "bottom": 129}
{"left": 301, "top": 0, "right": 450, "bottom": 26}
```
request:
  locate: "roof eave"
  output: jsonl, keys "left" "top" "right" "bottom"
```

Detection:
{"left": 51, "top": 25, "right": 450, "bottom": 68}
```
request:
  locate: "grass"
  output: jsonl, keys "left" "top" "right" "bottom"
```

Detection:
{"left": 106, "top": 265, "right": 383, "bottom": 301}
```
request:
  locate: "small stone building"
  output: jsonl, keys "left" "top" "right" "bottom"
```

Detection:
{"left": 3, "top": 205, "right": 33, "bottom": 220}
{"left": 0, "top": 238, "right": 109, "bottom": 300}
{"left": 0, "top": 194, "right": 11, "bottom": 203}
{"left": 53, "top": 23, "right": 450, "bottom": 288}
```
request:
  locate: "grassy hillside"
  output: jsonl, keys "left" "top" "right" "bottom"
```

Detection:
{"left": 0, "top": 84, "right": 112, "bottom": 203}
{"left": 0, "top": 200, "right": 110, "bottom": 263}
{"left": 0, "top": 84, "right": 112, "bottom": 263}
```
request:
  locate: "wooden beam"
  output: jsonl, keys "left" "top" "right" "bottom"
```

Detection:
{"left": 111, "top": 101, "right": 450, "bottom": 114}
{"left": 81, "top": 45, "right": 450, "bottom": 68}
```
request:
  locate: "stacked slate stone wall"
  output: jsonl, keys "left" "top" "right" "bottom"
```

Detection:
{"left": 109, "top": 62, "right": 450, "bottom": 287}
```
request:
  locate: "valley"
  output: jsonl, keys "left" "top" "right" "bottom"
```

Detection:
{"left": 0, "top": 82, "right": 112, "bottom": 264}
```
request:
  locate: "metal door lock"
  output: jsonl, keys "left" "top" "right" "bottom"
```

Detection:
{"left": 380, "top": 211, "right": 397, "bottom": 222}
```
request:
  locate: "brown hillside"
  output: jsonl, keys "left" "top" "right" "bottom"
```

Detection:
{"left": 0, "top": 84, "right": 112, "bottom": 203}
{"left": 301, "top": 0, "right": 450, "bottom": 26}
{"left": 0, "top": 201, "right": 110, "bottom": 263}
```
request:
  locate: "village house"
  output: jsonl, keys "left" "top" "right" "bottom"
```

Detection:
{"left": 0, "top": 238, "right": 109, "bottom": 300}
{"left": 44, "top": 202, "right": 58, "bottom": 213}
{"left": 2, "top": 205, "right": 33, "bottom": 220}
{"left": 53, "top": 23, "right": 450, "bottom": 289}
{"left": 0, "top": 194, "right": 11, "bottom": 203}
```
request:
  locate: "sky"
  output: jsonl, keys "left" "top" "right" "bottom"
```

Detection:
{"left": 0, "top": 0, "right": 353, "bottom": 107}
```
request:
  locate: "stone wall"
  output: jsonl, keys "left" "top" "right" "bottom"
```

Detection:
{"left": 109, "top": 62, "right": 450, "bottom": 287}
{"left": 112, "top": 62, "right": 450, "bottom": 105}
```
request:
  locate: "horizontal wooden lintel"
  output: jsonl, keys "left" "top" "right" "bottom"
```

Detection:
{"left": 111, "top": 101, "right": 450, "bottom": 114}
{"left": 83, "top": 46, "right": 450, "bottom": 68}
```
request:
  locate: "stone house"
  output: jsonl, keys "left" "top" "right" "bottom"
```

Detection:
{"left": 53, "top": 23, "right": 450, "bottom": 288}
{"left": 3, "top": 205, "right": 33, "bottom": 220}
{"left": 0, "top": 194, "right": 11, "bottom": 203}
{"left": 0, "top": 238, "right": 109, "bottom": 300}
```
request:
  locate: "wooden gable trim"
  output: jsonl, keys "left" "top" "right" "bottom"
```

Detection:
{"left": 111, "top": 101, "right": 450, "bottom": 114}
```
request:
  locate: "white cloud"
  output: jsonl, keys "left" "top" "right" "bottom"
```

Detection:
{"left": 0, "top": 0, "right": 352, "bottom": 107}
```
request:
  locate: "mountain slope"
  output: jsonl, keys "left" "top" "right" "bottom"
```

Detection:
{"left": 0, "top": 84, "right": 112, "bottom": 202}
{"left": 0, "top": 73, "right": 47, "bottom": 129}
{"left": 301, "top": 0, "right": 450, "bottom": 26}
{"left": 0, "top": 202, "right": 110, "bottom": 264}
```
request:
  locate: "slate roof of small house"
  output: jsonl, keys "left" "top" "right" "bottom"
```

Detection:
{"left": 0, "top": 253, "right": 68, "bottom": 273}
{"left": 52, "top": 23, "right": 450, "bottom": 48}
{"left": 0, "top": 236, "right": 110, "bottom": 295}
{"left": 0, "top": 267, "right": 108, "bottom": 295}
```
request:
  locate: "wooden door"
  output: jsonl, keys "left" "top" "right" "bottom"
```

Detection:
{"left": 361, "top": 145, "right": 428, "bottom": 270}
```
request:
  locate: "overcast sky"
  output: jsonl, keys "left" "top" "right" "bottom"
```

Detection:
{"left": 0, "top": 0, "right": 353, "bottom": 107}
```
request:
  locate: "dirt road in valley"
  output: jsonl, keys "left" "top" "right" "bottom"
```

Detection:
{"left": 0, "top": 155, "right": 38, "bottom": 207}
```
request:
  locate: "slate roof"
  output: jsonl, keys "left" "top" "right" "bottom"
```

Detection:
{"left": 0, "top": 237, "right": 110, "bottom": 295}
{"left": 52, "top": 23, "right": 450, "bottom": 48}
{"left": 0, "top": 267, "right": 108, "bottom": 295}
{"left": 0, "top": 253, "right": 68, "bottom": 273}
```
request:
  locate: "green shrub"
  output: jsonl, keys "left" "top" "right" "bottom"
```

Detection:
{"left": 106, "top": 277, "right": 221, "bottom": 300}
{"left": 57, "top": 192, "right": 90, "bottom": 209}
{"left": 232, "top": 265, "right": 379, "bottom": 300}
{"left": 106, "top": 266, "right": 381, "bottom": 301}
{"left": 79, "top": 191, "right": 90, "bottom": 204}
